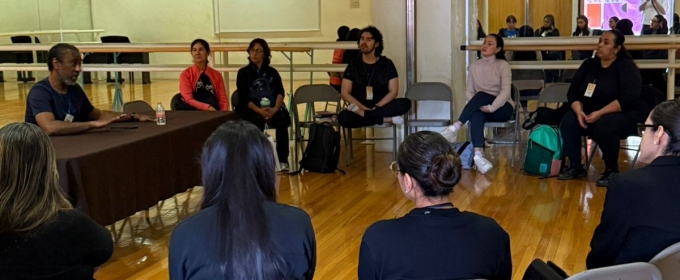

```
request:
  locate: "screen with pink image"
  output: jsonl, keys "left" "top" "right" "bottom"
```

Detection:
{"left": 583, "top": 0, "right": 675, "bottom": 34}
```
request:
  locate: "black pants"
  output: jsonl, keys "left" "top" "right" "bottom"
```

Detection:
{"left": 338, "top": 98, "right": 411, "bottom": 128}
{"left": 238, "top": 107, "right": 290, "bottom": 163}
{"left": 559, "top": 110, "right": 640, "bottom": 171}
{"left": 459, "top": 92, "right": 513, "bottom": 148}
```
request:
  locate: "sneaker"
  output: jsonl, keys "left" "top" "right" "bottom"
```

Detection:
{"left": 439, "top": 125, "right": 459, "bottom": 143}
{"left": 279, "top": 163, "right": 289, "bottom": 172}
{"left": 557, "top": 165, "right": 587, "bottom": 180}
{"left": 391, "top": 116, "right": 404, "bottom": 125}
{"left": 473, "top": 155, "right": 493, "bottom": 175}
{"left": 347, "top": 104, "right": 359, "bottom": 112}
{"left": 596, "top": 169, "right": 618, "bottom": 187}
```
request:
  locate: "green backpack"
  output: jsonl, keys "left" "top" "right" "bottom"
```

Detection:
{"left": 523, "top": 125, "right": 563, "bottom": 177}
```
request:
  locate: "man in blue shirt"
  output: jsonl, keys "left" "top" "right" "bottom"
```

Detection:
{"left": 25, "top": 43, "right": 153, "bottom": 136}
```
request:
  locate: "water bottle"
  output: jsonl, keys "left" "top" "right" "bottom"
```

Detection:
{"left": 260, "top": 97, "right": 270, "bottom": 109}
{"left": 156, "top": 102, "right": 166, "bottom": 125}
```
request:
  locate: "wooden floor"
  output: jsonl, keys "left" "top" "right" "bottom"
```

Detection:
{"left": 0, "top": 77, "right": 643, "bottom": 280}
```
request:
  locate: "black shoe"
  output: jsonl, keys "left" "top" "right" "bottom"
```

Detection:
{"left": 596, "top": 169, "right": 618, "bottom": 187}
{"left": 558, "top": 165, "right": 587, "bottom": 180}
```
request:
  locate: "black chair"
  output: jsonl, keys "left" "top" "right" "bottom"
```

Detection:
{"left": 84, "top": 36, "right": 150, "bottom": 84}
{"left": 231, "top": 90, "right": 239, "bottom": 111}
{"left": 10, "top": 36, "right": 48, "bottom": 83}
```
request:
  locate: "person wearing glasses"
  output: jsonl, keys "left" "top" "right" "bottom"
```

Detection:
{"left": 358, "top": 131, "right": 511, "bottom": 280}
{"left": 586, "top": 99, "right": 680, "bottom": 269}
{"left": 236, "top": 38, "right": 291, "bottom": 171}
{"left": 639, "top": 0, "right": 667, "bottom": 33}
{"left": 557, "top": 30, "right": 649, "bottom": 187}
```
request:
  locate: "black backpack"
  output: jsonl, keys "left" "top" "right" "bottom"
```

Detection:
{"left": 292, "top": 122, "right": 345, "bottom": 175}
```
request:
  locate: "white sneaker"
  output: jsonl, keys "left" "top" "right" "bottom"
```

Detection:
{"left": 279, "top": 163, "right": 289, "bottom": 172}
{"left": 473, "top": 155, "right": 493, "bottom": 175}
{"left": 347, "top": 104, "right": 359, "bottom": 112}
{"left": 391, "top": 116, "right": 404, "bottom": 125}
{"left": 439, "top": 125, "right": 458, "bottom": 143}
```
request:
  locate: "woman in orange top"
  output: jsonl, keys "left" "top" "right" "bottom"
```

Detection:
{"left": 178, "top": 39, "right": 228, "bottom": 111}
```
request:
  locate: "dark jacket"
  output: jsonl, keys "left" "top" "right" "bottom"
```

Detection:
{"left": 587, "top": 156, "right": 680, "bottom": 269}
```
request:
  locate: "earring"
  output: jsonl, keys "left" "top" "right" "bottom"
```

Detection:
{"left": 654, "top": 140, "right": 658, "bottom": 145}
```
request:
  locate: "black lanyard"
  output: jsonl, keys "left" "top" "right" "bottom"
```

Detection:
{"left": 362, "top": 58, "right": 378, "bottom": 86}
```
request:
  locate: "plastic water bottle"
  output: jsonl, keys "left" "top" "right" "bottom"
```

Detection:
{"left": 156, "top": 102, "right": 166, "bottom": 125}
{"left": 260, "top": 97, "right": 270, "bottom": 109}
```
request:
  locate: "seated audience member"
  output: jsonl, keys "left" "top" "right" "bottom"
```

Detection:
{"left": 674, "top": 13, "right": 680, "bottom": 34}
{"left": 587, "top": 99, "right": 680, "bottom": 269}
{"left": 178, "top": 39, "right": 228, "bottom": 111}
{"left": 235, "top": 38, "right": 291, "bottom": 171}
{"left": 512, "top": 25, "right": 541, "bottom": 61}
{"left": 358, "top": 131, "right": 511, "bottom": 280}
{"left": 643, "top": 14, "right": 669, "bottom": 35}
{"left": 558, "top": 30, "right": 649, "bottom": 187}
{"left": 25, "top": 43, "right": 154, "bottom": 136}
{"left": 338, "top": 26, "right": 411, "bottom": 129}
{"left": 639, "top": 0, "right": 668, "bottom": 33}
{"left": 498, "top": 15, "right": 519, "bottom": 38}
{"left": 641, "top": 15, "right": 669, "bottom": 93}
{"left": 536, "top": 14, "right": 562, "bottom": 82}
{"left": 342, "top": 28, "right": 361, "bottom": 63}
{"left": 440, "top": 34, "right": 513, "bottom": 174}
{"left": 169, "top": 120, "right": 316, "bottom": 280}
{"left": 329, "top": 25, "right": 350, "bottom": 92}
{"left": 615, "top": 19, "right": 643, "bottom": 60}
{"left": 572, "top": 15, "right": 595, "bottom": 60}
{"left": 0, "top": 123, "right": 113, "bottom": 278}
{"left": 608, "top": 16, "right": 620, "bottom": 30}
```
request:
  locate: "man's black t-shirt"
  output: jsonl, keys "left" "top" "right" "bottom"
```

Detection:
{"left": 25, "top": 78, "right": 95, "bottom": 124}
{"left": 343, "top": 56, "right": 398, "bottom": 108}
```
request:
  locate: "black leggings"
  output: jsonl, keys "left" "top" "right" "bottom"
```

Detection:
{"left": 560, "top": 110, "right": 640, "bottom": 171}
{"left": 338, "top": 98, "right": 411, "bottom": 128}
{"left": 458, "top": 92, "right": 513, "bottom": 148}
{"left": 238, "top": 108, "right": 290, "bottom": 163}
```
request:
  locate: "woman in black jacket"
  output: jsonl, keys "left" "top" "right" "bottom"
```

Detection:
{"left": 587, "top": 99, "right": 680, "bottom": 268}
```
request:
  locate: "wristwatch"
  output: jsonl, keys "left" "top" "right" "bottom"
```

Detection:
{"left": 129, "top": 113, "right": 137, "bottom": 122}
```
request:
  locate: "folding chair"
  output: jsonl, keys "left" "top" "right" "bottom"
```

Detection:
{"left": 404, "top": 82, "right": 453, "bottom": 137}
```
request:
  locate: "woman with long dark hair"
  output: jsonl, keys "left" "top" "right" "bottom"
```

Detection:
{"left": 0, "top": 123, "right": 113, "bottom": 278}
{"left": 558, "top": 30, "right": 649, "bottom": 187}
{"left": 235, "top": 38, "right": 291, "bottom": 171}
{"left": 169, "top": 120, "right": 316, "bottom": 280}
{"left": 359, "top": 131, "right": 511, "bottom": 280}
{"left": 440, "top": 34, "right": 513, "bottom": 174}
{"left": 178, "top": 39, "right": 229, "bottom": 111}
{"left": 573, "top": 15, "right": 595, "bottom": 60}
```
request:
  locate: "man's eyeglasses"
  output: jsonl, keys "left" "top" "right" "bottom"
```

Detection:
{"left": 390, "top": 161, "right": 400, "bottom": 177}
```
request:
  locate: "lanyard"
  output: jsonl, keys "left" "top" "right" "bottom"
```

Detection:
{"left": 362, "top": 58, "right": 378, "bottom": 86}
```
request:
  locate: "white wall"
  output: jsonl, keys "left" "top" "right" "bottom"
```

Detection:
{"left": 90, "top": 0, "right": 372, "bottom": 80}
{"left": 0, "top": 0, "right": 92, "bottom": 43}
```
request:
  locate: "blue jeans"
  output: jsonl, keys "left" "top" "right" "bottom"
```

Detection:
{"left": 459, "top": 92, "right": 513, "bottom": 148}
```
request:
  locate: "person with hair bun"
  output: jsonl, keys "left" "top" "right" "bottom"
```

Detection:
{"left": 358, "top": 131, "right": 511, "bottom": 280}
{"left": 586, "top": 99, "right": 680, "bottom": 269}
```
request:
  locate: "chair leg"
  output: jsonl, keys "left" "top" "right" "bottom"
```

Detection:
{"left": 345, "top": 128, "right": 352, "bottom": 166}
{"left": 630, "top": 148, "right": 640, "bottom": 171}
{"left": 393, "top": 126, "right": 397, "bottom": 161}
{"left": 586, "top": 141, "right": 598, "bottom": 171}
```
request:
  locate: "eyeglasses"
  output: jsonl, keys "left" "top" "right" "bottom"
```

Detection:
{"left": 249, "top": 49, "right": 264, "bottom": 54}
{"left": 637, "top": 124, "right": 671, "bottom": 136}
{"left": 390, "top": 161, "right": 400, "bottom": 177}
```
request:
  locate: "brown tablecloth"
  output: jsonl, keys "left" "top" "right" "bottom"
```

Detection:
{"left": 51, "top": 111, "right": 238, "bottom": 226}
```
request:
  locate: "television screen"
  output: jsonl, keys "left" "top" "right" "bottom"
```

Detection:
{"left": 583, "top": 0, "right": 675, "bottom": 34}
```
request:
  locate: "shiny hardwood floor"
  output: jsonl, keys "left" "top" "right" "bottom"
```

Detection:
{"left": 0, "top": 76, "right": 642, "bottom": 279}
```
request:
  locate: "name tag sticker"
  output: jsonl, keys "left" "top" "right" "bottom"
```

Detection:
{"left": 366, "top": 86, "right": 374, "bottom": 100}
{"left": 584, "top": 83, "right": 596, "bottom": 98}
{"left": 64, "top": 114, "right": 74, "bottom": 123}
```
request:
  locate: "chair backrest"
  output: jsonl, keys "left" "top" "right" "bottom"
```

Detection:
{"left": 512, "top": 70, "right": 545, "bottom": 91}
{"left": 123, "top": 101, "right": 153, "bottom": 113}
{"left": 559, "top": 69, "right": 577, "bottom": 83}
{"left": 566, "top": 262, "right": 662, "bottom": 280}
{"left": 404, "top": 82, "right": 452, "bottom": 102}
{"left": 231, "top": 90, "right": 239, "bottom": 110}
{"left": 10, "top": 36, "right": 32, "bottom": 44}
{"left": 293, "top": 84, "right": 340, "bottom": 105}
{"left": 537, "top": 83, "right": 570, "bottom": 104}
{"left": 100, "top": 36, "right": 132, "bottom": 43}
{"left": 649, "top": 241, "right": 680, "bottom": 280}
{"left": 170, "top": 93, "right": 182, "bottom": 110}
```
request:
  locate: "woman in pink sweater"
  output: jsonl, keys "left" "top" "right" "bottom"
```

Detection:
{"left": 440, "top": 34, "right": 513, "bottom": 175}
{"left": 178, "top": 39, "right": 228, "bottom": 111}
